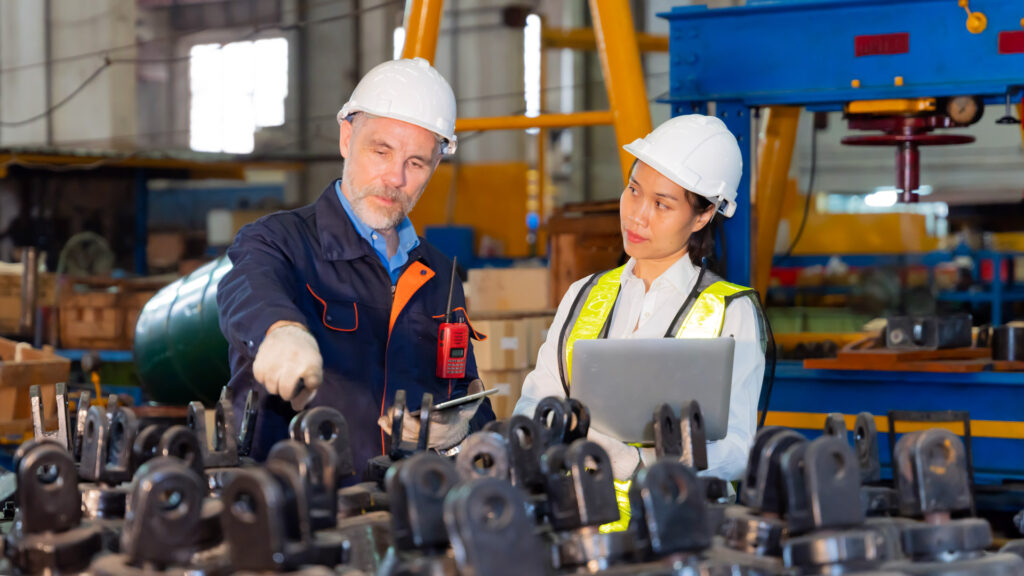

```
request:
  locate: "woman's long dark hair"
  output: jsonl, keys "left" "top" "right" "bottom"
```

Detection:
{"left": 684, "top": 191, "right": 717, "bottom": 267}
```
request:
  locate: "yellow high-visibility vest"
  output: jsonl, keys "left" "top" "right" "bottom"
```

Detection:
{"left": 557, "top": 264, "right": 755, "bottom": 533}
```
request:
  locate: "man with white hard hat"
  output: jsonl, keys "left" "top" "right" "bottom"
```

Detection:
{"left": 218, "top": 58, "right": 495, "bottom": 475}
{"left": 514, "top": 114, "right": 768, "bottom": 530}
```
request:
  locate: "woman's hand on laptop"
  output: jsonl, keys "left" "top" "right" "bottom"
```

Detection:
{"left": 588, "top": 427, "right": 642, "bottom": 480}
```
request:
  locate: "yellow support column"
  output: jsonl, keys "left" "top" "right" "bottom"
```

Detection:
{"left": 589, "top": 0, "right": 652, "bottom": 181}
{"left": 753, "top": 106, "right": 801, "bottom": 301}
{"left": 401, "top": 0, "right": 445, "bottom": 62}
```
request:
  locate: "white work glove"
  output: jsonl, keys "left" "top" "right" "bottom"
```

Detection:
{"left": 377, "top": 388, "right": 485, "bottom": 451}
{"left": 252, "top": 323, "right": 323, "bottom": 411}
{"left": 588, "top": 427, "right": 642, "bottom": 481}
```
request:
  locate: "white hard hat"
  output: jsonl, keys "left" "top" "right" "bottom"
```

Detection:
{"left": 338, "top": 58, "right": 458, "bottom": 154}
{"left": 623, "top": 115, "right": 742, "bottom": 218}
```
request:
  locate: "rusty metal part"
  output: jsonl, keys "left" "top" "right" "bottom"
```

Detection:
{"left": 131, "top": 424, "right": 164, "bottom": 471}
{"left": 30, "top": 383, "right": 70, "bottom": 450}
{"left": 741, "top": 427, "right": 806, "bottom": 514}
{"left": 379, "top": 452, "right": 459, "bottom": 576}
{"left": 781, "top": 437, "right": 891, "bottom": 575}
{"left": 653, "top": 403, "right": 682, "bottom": 460}
{"left": 290, "top": 406, "right": 356, "bottom": 480}
{"left": 823, "top": 412, "right": 847, "bottom": 441}
{"left": 542, "top": 439, "right": 620, "bottom": 532}
{"left": 992, "top": 326, "right": 1024, "bottom": 362}
{"left": 72, "top": 389, "right": 92, "bottom": 462}
{"left": 885, "top": 429, "right": 1024, "bottom": 575}
{"left": 630, "top": 461, "right": 711, "bottom": 558}
{"left": 894, "top": 429, "right": 972, "bottom": 517}
{"left": 155, "top": 425, "right": 205, "bottom": 478}
{"left": 4, "top": 440, "right": 103, "bottom": 574}
{"left": 337, "top": 482, "right": 390, "bottom": 519}
{"left": 222, "top": 464, "right": 344, "bottom": 572}
{"left": 237, "top": 388, "right": 259, "bottom": 458}
{"left": 187, "top": 396, "right": 239, "bottom": 469}
{"left": 386, "top": 452, "right": 458, "bottom": 553}
{"left": 79, "top": 402, "right": 139, "bottom": 486}
{"left": 680, "top": 400, "right": 709, "bottom": 471}
{"left": 93, "top": 458, "right": 206, "bottom": 572}
{"left": 268, "top": 440, "right": 338, "bottom": 532}
{"left": 455, "top": 432, "right": 509, "bottom": 482}
{"left": 504, "top": 415, "right": 545, "bottom": 492}
{"left": 887, "top": 314, "right": 973, "bottom": 350}
{"left": 444, "top": 477, "right": 547, "bottom": 576}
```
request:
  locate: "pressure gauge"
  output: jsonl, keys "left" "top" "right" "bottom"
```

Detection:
{"left": 945, "top": 95, "right": 984, "bottom": 125}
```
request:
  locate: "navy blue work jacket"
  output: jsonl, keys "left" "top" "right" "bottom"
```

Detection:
{"left": 217, "top": 181, "right": 494, "bottom": 479}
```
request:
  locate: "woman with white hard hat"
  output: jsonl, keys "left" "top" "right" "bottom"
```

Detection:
{"left": 513, "top": 114, "right": 767, "bottom": 530}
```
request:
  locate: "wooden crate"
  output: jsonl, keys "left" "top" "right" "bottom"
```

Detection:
{"left": 0, "top": 271, "right": 58, "bottom": 335}
{"left": 0, "top": 338, "right": 70, "bottom": 436}
{"left": 59, "top": 277, "right": 168, "bottom": 350}
{"left": 548, "top": 202, "right": 624, "bottom": 306}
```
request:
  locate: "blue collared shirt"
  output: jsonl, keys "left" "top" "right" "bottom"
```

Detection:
{"left": 336, "top": 180, "right": 420, "bottom": 284}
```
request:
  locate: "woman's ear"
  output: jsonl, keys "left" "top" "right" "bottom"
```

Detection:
{"left": 692, "top": 204, "right": 716, "bottom": 233}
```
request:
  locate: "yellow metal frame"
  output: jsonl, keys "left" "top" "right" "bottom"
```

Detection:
{"left": 752, "top": 107, "right": 800, "bottom": 300}
{"left": 542, "top": 28, "right": 668, "bottom": 53}
{"left": 845, "top": 98, "right": 936, "bottom": 115}
{"left": 400, "top": 0, "right": 652, "bottom": 181}
{"left": 764, "top": 410, "right": 1024, "bottom": 440}
{"left": 400, "top": 0, "right": 445, "bottom": 60}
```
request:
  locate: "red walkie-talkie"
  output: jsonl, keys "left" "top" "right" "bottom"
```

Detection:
{"left": 437, "top": 257, "right": 469, "bottom": 379}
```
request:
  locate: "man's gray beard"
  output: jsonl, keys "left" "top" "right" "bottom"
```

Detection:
{"left": 341, "top": 163, "right": 414, "bottom": 231}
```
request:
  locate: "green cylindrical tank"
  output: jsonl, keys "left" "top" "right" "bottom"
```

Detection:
{"left": 134, "top": 256, "right": 233, "bottom": 405}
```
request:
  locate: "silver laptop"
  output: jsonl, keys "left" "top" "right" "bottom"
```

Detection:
{"left": 571, "top": 338, "right": 735, "bottom": 443}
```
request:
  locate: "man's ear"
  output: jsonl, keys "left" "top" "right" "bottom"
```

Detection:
{"left": 339, "top": 119, "right": 354, "bottom": 159}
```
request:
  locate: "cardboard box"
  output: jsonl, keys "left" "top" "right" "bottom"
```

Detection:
{"left": 207, "top": 208, "right": 278, "bottom": 247}
{"left": 480, "top": 369, "right": 528, "bottom": 420}
{"left": 473, "top": 318, "right": 528, "bottom": 370}
{"left": 524, "top": 314, "right": 556, "bottom": 367}
{"left": 467, "top": 267, "right": 551, "bottom": 312}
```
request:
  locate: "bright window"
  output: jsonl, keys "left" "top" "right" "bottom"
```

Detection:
{"left": 189, "top": 37, "right": 288, "bottom": 154}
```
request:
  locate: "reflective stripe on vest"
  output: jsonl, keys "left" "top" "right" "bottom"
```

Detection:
{"left": 675, "top": 280, "right": 753, "bottom": 339}
{"left": 563, "top": 266, "right": 625, "bottom": 387}
{"left": 562, "top": 267, "right": 755, "bottom": 533}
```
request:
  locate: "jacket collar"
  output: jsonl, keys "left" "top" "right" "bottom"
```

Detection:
{"left": 315, "top": 179, "right": 426, "bottom": 263}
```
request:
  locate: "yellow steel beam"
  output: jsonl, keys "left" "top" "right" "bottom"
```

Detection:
{"left": 456, "top": 111, "right": 614, "bottom": 132}
{"left": 752, "top": 106, "right": 801, "bottom": 301}
{"left": 845, "top": 98, "right": 936, "bottom": 115}
{"left": 401, "top": 0, "right": 444, "bottom": 62}
{"left": 589, "top": 0, "right": 652, "bottom": 182}
{"left": 542, "top": 28, "right": 669, "bottom": 52}
{"left": 0, "top": 153, "right": 302, "bottom": 180}
{"left": 764, "top": 410, "right": 1024, "bottom": 440}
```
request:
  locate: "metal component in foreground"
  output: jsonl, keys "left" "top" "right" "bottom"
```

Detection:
{"left": 630, "top": 460, "right": 711, "bottom": 559}
{"left": 823, "top": 412, "right": 847, "bottom": 442}
{"left": 379, "top": 452, "right": 459, "bottom": 576}
{"left": 90, "top": 458, "right": 207, "bottom": 574}
{"left": 885, "top": 429, "right": 1024, "bottom": 575}
{"left": 291, "top": 405, "right": 356, "bottom": 480}
{"left": 455, "top": 432, "right": 510, "bottom": 482}
{"left": 781, "top": 437, "right": 891, "bottom": 575}
{"left": 3, "top": 440, "right": 103, "bottom": 574}
{"left": 72, "top": 389, "right": 92, "bottom": 462}
{"left": 238, "top": 388, "right": 259, "bottom": 458}
{"left": 534, "top": 396, "right": 589, "bottom": 448}
{"left": 444, "top": 477, "right": 548, "bottom": 576}
{"left": 187, "top": 390, "right": 239, "bottom": 469}
{"left": 992, "top": 325, "right": 1024, "bottom": 362}
{"left": 679, "top": 400, "right": 709, "bottom": 471}
{"left": 30, "top": 383, "right": 70, "bottom": 450}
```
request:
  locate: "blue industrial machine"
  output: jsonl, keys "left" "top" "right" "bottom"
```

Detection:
{"left": 661, "top": 0, "right": 1024, "bottom": 482}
